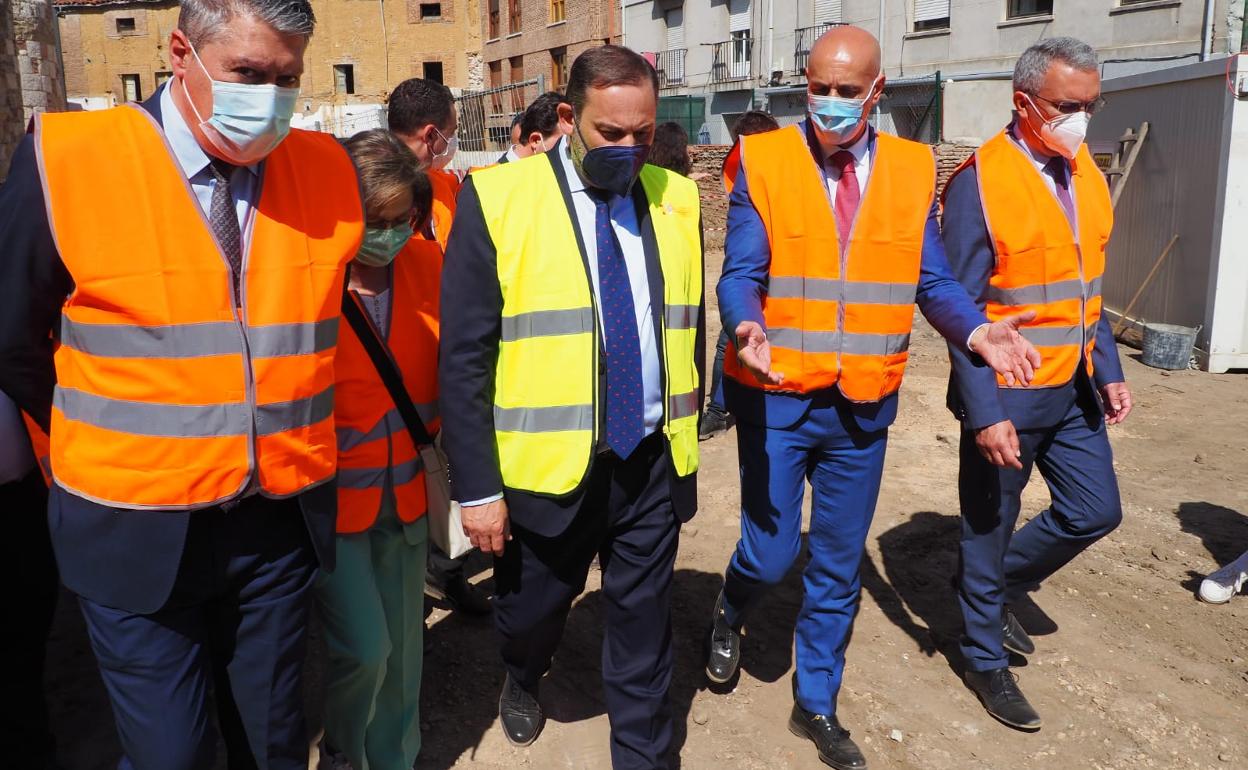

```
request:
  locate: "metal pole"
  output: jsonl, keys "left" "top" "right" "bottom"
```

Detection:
{"left": 1200, "top": 0, "right": 1215, "bottom": 60}
{"left": 1242, "top": 0, "right": 1248, "bottom": 52}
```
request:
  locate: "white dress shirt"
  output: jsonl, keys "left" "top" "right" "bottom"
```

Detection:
{"left": 1008, "top": 120, "right": 1077, "bottom": 208}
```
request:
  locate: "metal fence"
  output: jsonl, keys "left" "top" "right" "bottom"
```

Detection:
{"left": 654, "top": 49, "right": 687, "bottom": 89}
{"left": 874, "top": 72, "right": 942, "bottom": 144}
{"left": 450, "top": 77, "right": 547, "bottom": 171}
{"left": 711, "top": 37, "right": 753, "bottom": 84}
{"left": 793, "top": 23, "right": 837, "bottom": 76}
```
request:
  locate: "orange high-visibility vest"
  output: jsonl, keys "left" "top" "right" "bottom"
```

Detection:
{"left": 36, "top": 105, "right": 363, "bottom": 509}
{"left": 333, "top": 238, "right": 442, "bottom": 534}
{"left": 949, "top": 130, "right": 1111, "bottom": 387}
{"left": 723, "top": 125, "right": 934, "bottom": 403}
{"left": 429, "top": 168, "right": 460, "bottom": 252}
{"left": 21, "top": 412, "right": 51, "bottom": 488}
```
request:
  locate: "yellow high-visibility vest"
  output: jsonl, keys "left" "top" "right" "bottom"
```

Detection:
{"left": 473, "top": 155, "right": 702, "bottom": 496}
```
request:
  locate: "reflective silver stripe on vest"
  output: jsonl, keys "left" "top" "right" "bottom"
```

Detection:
{"left": 249, "top": 318, "right": 340, "bottom": 358}
{"left": 60, "top": 317, "right": 338, "bottom": 359}
{"left": 667, "top": 390, "right": 700, "bottom": 421}
{"left": 256, "top": 386, "right": 336, "bottom": 436}
{"left": 500, "top": 308, "right": 594, "bottom": 342}
{"left": 60, "top": 318, "right": 241, "bottom": 358}
{"left": 986, "top": 278, "right": 1084, "bottom": 307}
{"left": 336, "top": 404, "right": 439, "bottom": 451}
{"left": 54, "top": 386, "right": 249, "bottom": 437}
{"left": 1020, "top": 325, "right": 1084, "bottom": 347}
{"left": 337, "top": 455, "right": 424, "bottom": 490}
{"left": 767, "top": 277, "right": 916, "bottom": 305}
{"left": 664, "top": 304, "right": 699, "bottom": 331}
{"left": 1086, "top": 275, "right": 1103, "bottom": 296}
{"left": 769, "top": 327, "right": 911, "bottom": 356}
{"left": 494, "top": 404, "right": 594, "bottom": 433}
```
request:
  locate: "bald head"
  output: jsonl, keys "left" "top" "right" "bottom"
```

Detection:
{"left": 804, "top": 26, "right": 884, "bottom": 149}
{"left": 809, "top": 25, "right": 881, "bottom": 81}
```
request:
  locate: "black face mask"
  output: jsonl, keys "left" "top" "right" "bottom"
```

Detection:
{"left": 574, "top": 120, "right": 650, "bottom": 197}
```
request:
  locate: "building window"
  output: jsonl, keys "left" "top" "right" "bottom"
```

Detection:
{"left": 423, "top": 61, "right": 444, "bottom": 84}
{"left": 154, "top": 71, "right": 172, "bottom": 86}
{"left": 550, "top": 0, "right": 566, "bottom": 23}
{"left": 1007, "top": 0, "right": 1052, "bottom": 18}
{"left": 489, "top": 60, "right": 504, "bottom": 112}
{"left": 488, "top": 0, "right": 500, "bottom": 38}
{"left": 334, "top": 64, "right": 355, "bottom": 95}
{"left": 420, "top": 3, "right": 442, "bottom": 19}
{"left": 551, "top": 47, "right": 567, "bottom": 90}
{"left": 508, "top": 0, "right": 522, "bottom": 34}
{"left": 510, "top": 55, "right": 525, "bottom": 109}
{"left": 116, "top": 17, "right": 137, "bottom": 34}
{"left": 120, "top": 74, "right": 142, "bottom": 103}
{"left": 914, "top": 0, "right": 951, "bottom": 31}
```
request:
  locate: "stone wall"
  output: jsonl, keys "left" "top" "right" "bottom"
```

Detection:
{"left": 935, "top": 141, "right": 976, "bottom": 198}
{"left": 0, "top": 6, "right": 24, "bottom": 181}
{"left": 14, "top": 0, "right": 66, "bottom": 121}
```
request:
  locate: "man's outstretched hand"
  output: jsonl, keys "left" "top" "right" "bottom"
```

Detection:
{"left": 735, "top": 321, "right": 785, "bottom": 386}
{"left": 970, "top": 311, "right": 1042, "bottom": 387}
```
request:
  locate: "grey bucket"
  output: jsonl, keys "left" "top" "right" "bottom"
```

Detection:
{"left": 1141, "top": 322, "right": 1198, "bottom": 370}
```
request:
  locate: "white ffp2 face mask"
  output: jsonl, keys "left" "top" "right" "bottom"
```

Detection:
{"left": 1026, "top": 95, "right": 1091, "bottom": 161}
{"left": 183, "top": 41, "right": 299, "bottom": 165}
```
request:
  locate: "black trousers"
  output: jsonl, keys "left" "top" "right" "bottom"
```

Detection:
{"left": 0, "top": 469, "right": 57, "bottom": 768}
{"left": 493, "top": 433, "right": 681, "bottom": 770}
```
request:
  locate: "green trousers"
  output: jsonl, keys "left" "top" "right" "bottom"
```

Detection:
{"left": 315, "top": 504, "right": 427, "bottom": 770}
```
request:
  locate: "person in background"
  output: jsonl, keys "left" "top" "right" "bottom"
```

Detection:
{"left": 387, "top": 77, "right": 491, "bottom": 618}
{"left": 439, "top": 45, "right": 704, "bottom": 767}
{"left": 943, "top": 37, "right": 1130, "bottom": 732}
{"left": 0, "top": 394, "right": 58, "bottom": 769}
{"left": 708, "top": 26, "right": 1040, "bottom": 769}
{"left": 1200, "top": 549, "right": 1248, "bottom": 603}
{"left": 516, "top": 91, "right": 567, "bottom": 158}
{"left": 0, "top": 1, "right": 364, "bottom": 767}
{"left": 316, "top": 130, "right": 438, "bottom": 770}
{"left": 502, "top": 113, "right": 524, "bottom": 163}
{"left": 388, "top": 78, "right": 461, "bottom": 252}
{"left": 701, "top": 110, "right": 781, "bottom": 441}
{"left": 647, "top": 121, "right": 692, "bottom": 177}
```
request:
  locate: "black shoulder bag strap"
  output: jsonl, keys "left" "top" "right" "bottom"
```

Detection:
{"left": 340, "top": 288, "right": 435, "bottom": 448}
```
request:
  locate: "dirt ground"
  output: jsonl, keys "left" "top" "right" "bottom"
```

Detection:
{"left": 45, "top": 248, "right": 1247, "bottom": 769}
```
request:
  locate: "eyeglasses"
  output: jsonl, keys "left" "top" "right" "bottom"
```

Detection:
{"left": 1031, "top": 93, "right": 1106, "bottom": 115}
{"left": 367, "top": 208, "right": 416, "bottom": 230}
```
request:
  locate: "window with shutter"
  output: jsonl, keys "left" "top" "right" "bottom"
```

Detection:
{"left": 666, "top": 8, "right": 684, "bottom": 50}
{"left": 728, "top": 0, "right": 751, "bottom": 33}
{"left": 814, "top": 0, "right": 842, "bottom": 24}
{"left": 913, "top": 0, "right": 950, "bottom": 31}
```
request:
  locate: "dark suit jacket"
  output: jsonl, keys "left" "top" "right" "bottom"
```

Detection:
{"left": 717, "top": 121, "right": 987, "bottom": 433}
{"left": 942, "top": 160, "right": 1126, "bottom": 432}
{"left": 438, "top": 149, "right": 705, "bottom": 538}
{"left": 0, "top": 91, "right": 338, "bottom": 614}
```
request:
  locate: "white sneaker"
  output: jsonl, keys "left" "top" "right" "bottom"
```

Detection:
{"left": 1199, "top": 549, "right": 1248, "bottom": 604}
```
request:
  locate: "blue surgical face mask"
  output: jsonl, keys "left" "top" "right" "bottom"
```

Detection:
{"left": 183, "top": 41, "right": 299, "bottom": 165}
{"left": 355, "top": 224, "right": 413, "bottom": 267}
{"left": 807, "top": 76, "right": 881, "bottom": 146}
{"left": 573, "top": 120, "right": 649, "bottom": 198}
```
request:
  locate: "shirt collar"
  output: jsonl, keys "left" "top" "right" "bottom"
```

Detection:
{"left": 159, "top": 82, "right": 261, "bottom": 179}
{"left": 504, "top": 146, "right": 522, "bottom": 163}
{"left": 802, "top": 118, "right": 873, "bottom": 167}
{"left": 1008, "top": 116, "right": 1058, "bottom": 171}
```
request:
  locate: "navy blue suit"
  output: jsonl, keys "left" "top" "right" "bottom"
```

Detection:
{"left": 439, "top": 150, "right": 704, "bottom": 769}
{"left": 717, "top": 122, "right": 988, "bottom": 717}
{"left": 943, "top": 154, "right": 1124, "bottom": 672}
{"left": 0, "top": 94, "right": 337, "bottom": 770}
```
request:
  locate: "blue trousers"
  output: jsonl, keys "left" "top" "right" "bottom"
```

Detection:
{"left": 722, "top": 403, "right": 888, "bottom": 716}
{"left": 78, "top": 496, "right": 317, "bottom": 770}
{"left": 957, "top": 400, "right": 1122, "bottom": 671}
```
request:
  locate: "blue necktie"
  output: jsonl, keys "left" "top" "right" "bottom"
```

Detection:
{"left": 591, "top": 191, "right": 645, "bottom": 459}
{"left": 1045, "top": 156, "right": 1076, "bottom": 231}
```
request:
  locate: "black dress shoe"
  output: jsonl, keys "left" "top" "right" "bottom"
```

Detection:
{"left": 1002, "top": 608, "right": 1035, "bottom": 656}
{"left": 705, "top": 591, "right": 741, "bottom": 684}
{"left": 698, "top": 407, "right": 735, "bottom": 440}
{"left": 787, "top": 705, "right": 867, "bottom": 770}
{"left": 427, "top": 573, "right": 492, "bottom": 616}
{"left": 964, "top": 667, "right": 1042, "bottom": 731}
{"left": 498, "top": 674, "right": 544, "bottom": 747}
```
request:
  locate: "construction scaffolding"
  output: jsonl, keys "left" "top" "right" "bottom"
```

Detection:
{"left": 451, "top": 77, "right": 547, "bottom": 171}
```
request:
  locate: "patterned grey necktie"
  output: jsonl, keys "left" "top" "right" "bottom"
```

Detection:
{"left": 208, "top": 159, "right": 243, "bottom": 301}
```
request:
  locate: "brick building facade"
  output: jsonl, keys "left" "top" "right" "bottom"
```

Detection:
{"left": 481, "top": 0, "right": 617, "bottom": 93}
{"left": 1, "top": 8, "right": 25, "bottom": 181}
{"left": 2, "top": 0, "right": 67, "bottom": 181}
{"left": 55, "top": 0, "right": 484, "bottom": 119}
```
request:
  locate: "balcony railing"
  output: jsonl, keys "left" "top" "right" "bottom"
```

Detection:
{"left": 654, "top": 48, "right": 687, "bottom": 89}
{"left": 710, "top": 37, "right": 753, "bottom": 84}
{"left": 794, "top": 23, "right": 837, "bottom": 76}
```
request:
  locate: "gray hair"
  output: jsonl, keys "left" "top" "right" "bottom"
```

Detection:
{"left": 178, "top": 0, "right": 316, "bottom": 46}
{"left": 1013, "top": 37, "right": 1099, "bottom": 94}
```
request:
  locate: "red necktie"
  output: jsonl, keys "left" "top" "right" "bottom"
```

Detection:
{"left": 832, "top": 150, "right": 860, "bottom": 247}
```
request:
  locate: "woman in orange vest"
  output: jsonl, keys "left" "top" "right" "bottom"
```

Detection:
{"left": 315, "top": 130, "right": 440, "bottom": 770}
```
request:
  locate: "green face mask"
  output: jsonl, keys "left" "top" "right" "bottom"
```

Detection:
{"left": 355, "top": 223, "right": 413, "bottom": 267}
